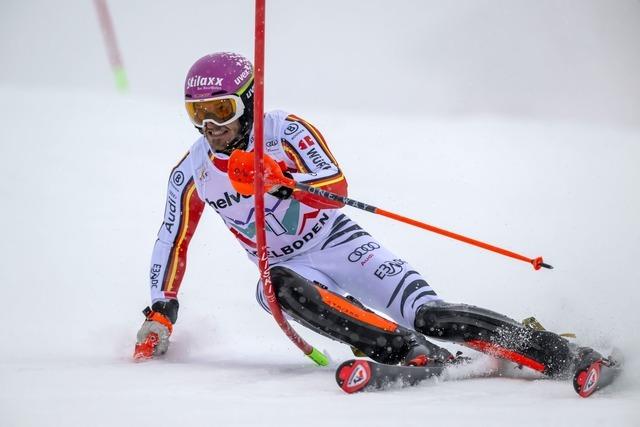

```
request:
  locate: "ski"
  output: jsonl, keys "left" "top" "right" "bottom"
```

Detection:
{"left": 337, "top": 350, "right": 624, "bottom": 397}
{"left": 572, "top": 349, "right": 623, "bottom": 398}
{"left": 335, "top": 359, "right": 446, "bottom": 394}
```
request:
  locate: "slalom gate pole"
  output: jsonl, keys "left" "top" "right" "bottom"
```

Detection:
{"left": 94, "top": 0, "right": 129, "bottom": 91}
{"left": 252, "top": 0, "right": 328, "bottom": 366}
{"left": 276, "top": 178, "right": 553, "bottom": 271}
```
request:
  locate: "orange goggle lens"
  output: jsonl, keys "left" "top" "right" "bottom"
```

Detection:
{"left": 185, "top": 96, "right": 244, "bottom": 127}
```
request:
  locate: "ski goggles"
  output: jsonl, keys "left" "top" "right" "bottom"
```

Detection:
{"left": 185, "top": 94, "right": 245, "bottom": 127}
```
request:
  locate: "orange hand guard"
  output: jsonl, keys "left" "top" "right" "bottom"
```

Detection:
{"left": 228, "top": 150, "right": 294, "bottom": 196}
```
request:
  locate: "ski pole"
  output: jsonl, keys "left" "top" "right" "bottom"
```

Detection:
{"left": 279, "top": 178, "right": 553, "bottom": 271}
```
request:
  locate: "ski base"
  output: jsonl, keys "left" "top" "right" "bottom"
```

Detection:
{"left": 336, "top": 359, "right": 445, "bottom": 394}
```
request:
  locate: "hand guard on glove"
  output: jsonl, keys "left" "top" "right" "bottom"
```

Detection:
{"left": 133, "top": 300, "right": 178, "bottom": 361}
{"left": 227, "top": 150, "right": 296, "bottom": 197}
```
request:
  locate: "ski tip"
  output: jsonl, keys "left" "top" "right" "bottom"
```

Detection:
{"left": 573, "top": 360, "right": 602, "bottom": 398}
{"left": 336, "top": 360, "right": 372, "bottom": 394}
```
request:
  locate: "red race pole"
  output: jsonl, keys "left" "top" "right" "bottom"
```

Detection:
{"left": 93, "top": 0, "right": 129, "bottom": 91}
{"left": 252, "top": 0, "right": 327, "bottom": 366}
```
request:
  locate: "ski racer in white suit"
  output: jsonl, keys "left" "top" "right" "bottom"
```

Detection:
{"left": 135, "top": 52, "right": 590, "bottom": 379}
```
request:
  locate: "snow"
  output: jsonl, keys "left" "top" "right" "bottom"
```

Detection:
{"left": 1, "top": 1, "right": 640, "bottom": 426}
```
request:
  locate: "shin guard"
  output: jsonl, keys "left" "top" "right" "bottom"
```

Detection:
{"left": 415, "top": 301, "right": 574, "bottom": 377}
{"left": 271, "top": 266, "right": 442, "bottom": 365}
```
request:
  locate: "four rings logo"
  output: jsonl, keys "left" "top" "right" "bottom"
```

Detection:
{"left": 284, "top": 123, "right": 299, "bottom": 136}
{"left": 348, "top": 242, "right": 380, "bottom": 262}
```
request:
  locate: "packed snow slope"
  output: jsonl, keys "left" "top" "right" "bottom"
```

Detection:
{"left": 1, "top": 88, "right": 639, "bottom": 427}
{"left": 1, "top": 1, "right": 640, "bottom": 426}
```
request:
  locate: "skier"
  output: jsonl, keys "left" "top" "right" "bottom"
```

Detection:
{"left": 134, "top": 52, "right": 611, "bottom": 391}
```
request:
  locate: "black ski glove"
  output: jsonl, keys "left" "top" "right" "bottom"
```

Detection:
{"left": 267, "top": 171, "right": 294, "bottom": 199}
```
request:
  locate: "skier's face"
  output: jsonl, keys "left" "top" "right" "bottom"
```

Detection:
{"left": 204, "top": 119, "right": 241, "bottom": 152}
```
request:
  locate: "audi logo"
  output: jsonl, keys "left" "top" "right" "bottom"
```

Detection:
{"left": 348, "top": 242, "right": 380, "bottom": 262}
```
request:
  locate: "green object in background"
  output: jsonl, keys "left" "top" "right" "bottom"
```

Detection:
{"left": 307, "top": 347, "right": 329, "bottom": 366}
{"left": 114, "top": 66, "right": 129, "bottom": 92}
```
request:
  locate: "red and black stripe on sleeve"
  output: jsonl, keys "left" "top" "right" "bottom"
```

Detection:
{"left": 283, "top": 114, "right": 348, "bottom": 209}
{"left": 161, "top": 178, "right": 205, "bottom": 298}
